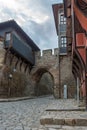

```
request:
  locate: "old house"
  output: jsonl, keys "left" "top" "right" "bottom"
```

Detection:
{"left": 63, "top": 0, "right": 87, "bottom": 108}
{"left": 0, "top": 20, "right": 40, "bottom": 66}
{"left": 52, "top": 3, "right": 75, "bottom": 98}
{"left": 0, "top": 20, "right": 40, "bottom": 97}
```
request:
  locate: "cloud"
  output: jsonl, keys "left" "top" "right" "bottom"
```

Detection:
{"left": 0, "top": 0, "right": 62, "bottom": 50}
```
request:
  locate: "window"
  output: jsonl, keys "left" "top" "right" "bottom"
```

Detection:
{"left": 5, "top": 32, "right": 11, "bottom": 41}
{"left": 60, "top": 14, "right": 66, "bottom": 24}
{"left": 60, "top": 37, "right": 67, "bottom": 47}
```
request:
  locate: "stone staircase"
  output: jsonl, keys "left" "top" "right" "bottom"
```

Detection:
{"left": 39, "top": 99, "right": 87, "bottom": 129}
{"left": 40, "top": 108, "right": 87, "bottom": 128}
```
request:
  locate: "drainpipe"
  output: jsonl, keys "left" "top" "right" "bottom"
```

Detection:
{"left": 59, "top": 56, "right": 61, "bottom": 98}
{"left": 85, "top": 76, "right": 87, "bottom": 110}
{"left": 85, "top": 49, "right": 87, "bottom": 110}
{"left": 77, "top": 77, "right": 79, "bottom": 104}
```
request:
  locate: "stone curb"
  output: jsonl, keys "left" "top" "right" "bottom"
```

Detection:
{"left": 40, "top": 118, "right": 87, "bottom": 126}
{"left": 46, "top": 108, "right": 85, "bottom": 111}
{"left": 0, "top": 95, "right": 52, "bottom": 102}
{"left": 0, "top": 96, "right": 35, "bottom": 102}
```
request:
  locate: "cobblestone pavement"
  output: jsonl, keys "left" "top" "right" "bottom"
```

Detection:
{"left": 0, "top": 96, "right": 86, "bottom": 130}
{"left": 0, "top": 96, "right": 52, "bottom": 130}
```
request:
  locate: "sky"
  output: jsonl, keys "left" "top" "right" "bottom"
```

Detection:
{"left": 0, "top": 0, "right": 63, "bottom": 50}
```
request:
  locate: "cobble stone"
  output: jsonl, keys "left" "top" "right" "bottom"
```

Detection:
{"left": 0, "top": 96, "right": 86, "bottom": 130}
{"left": 0, "top": 127, "right": 6, "bottom": 130}
{"left": 13, "top": 126, "right": 23, "bottom": 130}
{"left": 0, "top": 96, "right": 53, "bottom": 129}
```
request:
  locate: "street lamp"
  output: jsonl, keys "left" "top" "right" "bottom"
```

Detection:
{"left": 9, "top": 74, "right": 12, "bottom": 79}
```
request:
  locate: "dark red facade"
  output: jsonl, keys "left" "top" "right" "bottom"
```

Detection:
{"left": 63, "top": 0, "right": 87, "bottom": 107}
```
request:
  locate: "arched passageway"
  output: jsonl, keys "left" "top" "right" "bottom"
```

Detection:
{"left": 32, "top": 68, "right": 54, "bottom": 96}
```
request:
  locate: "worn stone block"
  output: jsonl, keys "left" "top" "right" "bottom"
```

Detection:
{"left": 75, "top": 119, "right": 87, "bottom": 126}
{"left": 65, "top": 119, "right": 76, "bottom": 126}
{"left": 40, "top": 118, "right": 53, "bottom": 125}
{"left": 53, "top": 118, "right": 65, "bottom": 125}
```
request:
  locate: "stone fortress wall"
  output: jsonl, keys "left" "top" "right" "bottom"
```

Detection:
{"left": 33, "top": 48, "right": 59, "bottom": 98}
{"left": 34, "top": 48, "right": 76, "bottom": 98}
{"left": 0, "top": 45, "right": 76, "bottom": 98}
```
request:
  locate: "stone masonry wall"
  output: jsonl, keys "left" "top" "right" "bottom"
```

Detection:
{"left": 35, "top": 49, "right": 76, "bottom": 98}
{"left": 59, "top": 55, "right": 76, "bottom": 98}
{"left": 35, "top": 48, "right": 59, "bottom": 67}
{"left": 34, "top": 48, "right": 60, "bottom": 98}
{"left": 0, "top": 44, "right": 76, "bottom": 98}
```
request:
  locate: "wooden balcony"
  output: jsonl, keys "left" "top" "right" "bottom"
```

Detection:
{"left": 4, "top": 33, "right": 35, "bottom": 65}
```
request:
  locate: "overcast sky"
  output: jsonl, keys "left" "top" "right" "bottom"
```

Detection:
{"left": 0, "top": 0, "right": 63, "bottom": 50}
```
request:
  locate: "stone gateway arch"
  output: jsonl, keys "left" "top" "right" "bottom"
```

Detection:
{"left": 31, "top": 48, "right": 59, "bottom": 98}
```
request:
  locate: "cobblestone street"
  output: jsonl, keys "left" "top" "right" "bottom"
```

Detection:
{"left": 0, "top": 96, "right": 87, "bottom": 130}
{"left": 0, "top": 96, "right": 52, "bottom": 130}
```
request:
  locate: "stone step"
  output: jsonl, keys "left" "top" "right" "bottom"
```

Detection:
{"left": 40, "top": 111, "right": 87, "bottom": 126}
{"left": 40, "top": 117, "right": 87, "bottom": 126}
{"left": 46, "top": 108, "right": 85, "bottom": 111}
{"left": 39, "top": 125, "right": 87, "bottom": 130}
{"left": 39, "top": 125, "right": 62, "bottom": 130}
